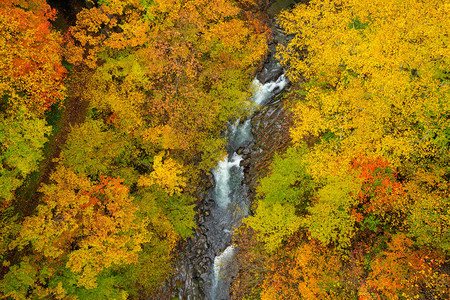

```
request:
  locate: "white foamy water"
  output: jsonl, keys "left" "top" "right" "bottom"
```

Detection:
{"left": 212, "top": 245, "right": 235, "bottom": 295}
{"left": 251, "top": 74, "right": 288, "bottom": 105}
{"left": 228, "top": 118, "right": 252, "bottom": 150}
{"left": 212, "top": 153, "right": 242, "bottom": 209}
{"left": 207, "top": 73, "right": 288, "bottom": 300}
{"left": 229, "top": 119, "right": 241, "bottom": 138}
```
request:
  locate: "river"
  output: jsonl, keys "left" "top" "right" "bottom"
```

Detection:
{"left": 203, "top": 74, "right": 288, "bottom": 299}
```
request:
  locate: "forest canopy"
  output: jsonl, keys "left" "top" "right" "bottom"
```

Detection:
{"left": 0, "top": 0, "right": 449, "bottom": 299}
{"left": 0, "top": 0, "right": 268, "bottom": 298}
{"left": 237, "top": 0, "right": 450, "bottom": 299}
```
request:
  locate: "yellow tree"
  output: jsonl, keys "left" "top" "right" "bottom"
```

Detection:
{"left": 278, "top": 0, "right": 449, "bottom": 173}
{"left": 14, "top": 166, "right": 150, "bottom": 289}
{"left": 138, "top": 151, "right": 187, "bottom": 196}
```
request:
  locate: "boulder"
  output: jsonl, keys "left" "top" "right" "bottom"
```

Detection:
{"left": 256, "top": 58, "right": 283, "bottom": 84}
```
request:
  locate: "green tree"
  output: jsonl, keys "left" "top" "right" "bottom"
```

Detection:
{"left": 245, "top": 202, "right": 301, "bottom": 252}
{"left": 256, "top": 147, "right": 316, "bottom": 211}
{"left": 305, "top": 173, "right": 361, "bottom": 249}
{"left": 61, "top": 118, "right": 125, "bottom": 178}
{"left": 0, "top": 109, "right": 51, "bottom": 204}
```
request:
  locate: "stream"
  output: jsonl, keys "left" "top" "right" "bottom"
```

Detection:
{"left": 165, "top": 19, "right": 292, "bottom": 299}
{"left": 202, "top": 74, "right": 288, "bottom": 299}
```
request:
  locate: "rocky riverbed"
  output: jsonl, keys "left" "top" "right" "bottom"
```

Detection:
{"left": 149, "top": 11, "right": 294, "bottom": 300}
{"left": 152, "top": 90, "right": 293, "bottom": 300}
{"left": 240, "top": 92, "right": 293, "bottom": 204}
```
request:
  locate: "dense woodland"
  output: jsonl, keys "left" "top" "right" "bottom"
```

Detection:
{"left": 0, "top": 0, "right": 267, "bottom": 298}
{"left": 0, "top": 0, "right": 448, "bottom": 299}
{"left": 233, "top": 0, "right": 450, "bottom": 299}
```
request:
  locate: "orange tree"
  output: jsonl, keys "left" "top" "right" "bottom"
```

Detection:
{"left": 0, "top": 0, "right": 66, "bottom": 115}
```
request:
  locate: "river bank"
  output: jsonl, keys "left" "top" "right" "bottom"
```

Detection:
{"left": 150, "top": 7, "right": 296, "bottom": 298}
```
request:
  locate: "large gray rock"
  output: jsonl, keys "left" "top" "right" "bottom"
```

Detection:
{"left": 257, "top": 55, "right": 283, "bottom": 84}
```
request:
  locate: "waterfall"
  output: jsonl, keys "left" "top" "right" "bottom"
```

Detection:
{"left": 212, "top": 153, "right": 242, "bottom": 209}
{"left": 206, "top": 74, "right": 288, "bottom": 299}
{"left": 211, "top": 245, "right": 235, "bottom": 299}
{"left": 251, "top": 74, "right": 288, "bottom": 106}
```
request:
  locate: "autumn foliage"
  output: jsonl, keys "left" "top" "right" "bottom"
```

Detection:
{"left": 237, "top": 0, "right": 449, "bottom": 299}
{"left": 1, "top": 0, "right": 269, "bottom": 298}
{"left": 0, "top": 0, "right": 66, "bottom": 114}
{"left": 1, "top": 0, "right": 448, "bottom": 298}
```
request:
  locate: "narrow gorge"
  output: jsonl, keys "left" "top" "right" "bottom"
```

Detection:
{"left": 159, "top": 16, "right": 295, "bottom": 299}
{"left": 3, "top": 1, "right": 447, "bottom": 299}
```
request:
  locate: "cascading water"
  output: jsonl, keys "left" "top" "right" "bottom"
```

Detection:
{"left": 212, "top": 153, "right": 243, "bottom": 209}
{"left": 204, "top": 74, "right": 288, "bottom": 300}
{"left": 211, "top": 245, "right": 235, "bottom": 298}
{"left": 252, "top": 74, "right": 288, "bottom": 106}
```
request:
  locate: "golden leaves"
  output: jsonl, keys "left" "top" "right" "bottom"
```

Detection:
{"left": 17, "top": 168, "right": 150, "bottom": 289}
{"left": 280, "top": 0, "right": 450, "bottom": 175}
{"left": 138, "top": 151, "right": 187, "bottom": 196}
